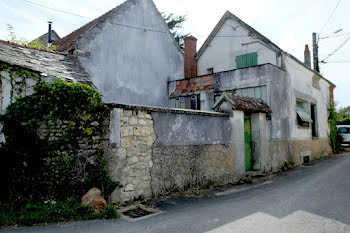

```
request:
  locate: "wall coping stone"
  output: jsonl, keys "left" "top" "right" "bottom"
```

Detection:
{"left": 105, "top": 103, "right": 229, "bottom": 117}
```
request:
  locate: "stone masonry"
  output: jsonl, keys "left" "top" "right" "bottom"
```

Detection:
{"left": 106, "top": 108, "right": 156, "bottom": 203}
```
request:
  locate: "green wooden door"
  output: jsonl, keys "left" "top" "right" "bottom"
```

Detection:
{"left": 244, "top": 116, "right": 252, "bottom": 171}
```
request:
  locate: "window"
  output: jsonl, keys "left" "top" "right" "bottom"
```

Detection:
{"left": 338, "top": 127, "right": 349, "bottom": 134}
{"left": 169, "top": 95, "right": 200, "bottom": 110}
{"left": 234, "top": 86, "right": 267, "bottom": 103}
{"left": 311, "top": 104, "right": 318, "bottom": 137}
{"left": 207, "top": 68, "right": 214, "bottom": 74}
{"left": 236, "top": 52, "right": 258, "bottom": 69}
{"left": 296, "top": 101, "right": 313, "bottom": 127}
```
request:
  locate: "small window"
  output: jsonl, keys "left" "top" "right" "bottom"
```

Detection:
{"left": 207, "top": 68, "right": 214, "bottom": 74}
{"left": 296, "top": 101, "right": 312, "bottom": 127}
{"left": 170, "top": 95, "right": 200, "bottom": 110}
{"left": 236, "top": 52, "right": 258, "bottom": 69}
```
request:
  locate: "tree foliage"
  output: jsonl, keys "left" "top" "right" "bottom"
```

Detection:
{"left": 6, "top": 24, "right": 57, "bottom": 51}
{"left": 328, "top": 104, "right": 343, "bottom": 153}
{"left": 336, "top": 105, "right": 350, "bottom": 123}
{"left": 162, "top": 13, "right": 189, "bottom": 51}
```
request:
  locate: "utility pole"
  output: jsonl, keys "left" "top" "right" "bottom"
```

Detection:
{"left": 312, "top": 32, "right": 320, "bottom": 73}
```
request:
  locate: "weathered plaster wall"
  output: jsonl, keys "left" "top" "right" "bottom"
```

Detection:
{"left": 215, "top": 64, "right": 291, "bottom": 140}
{"left": 0, "top": 71, "right": 54, "bottom": 115}
{"left": 76, "top": 0, "right": 184, "bottom": 107}
{"left": 285, "top": 56, "right": 330, "bottom": 140}
{"left": 266, "top": 138, "right": 331, "bottom": 172}
{"left": 104, "top": 104, "right": 237, "bottom": 203}
{"left": 197, "top": 18, "right": 281, "bottom": 76}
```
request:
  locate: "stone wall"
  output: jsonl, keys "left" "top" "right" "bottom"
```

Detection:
{"left": 151, "top": 144, "right": 235, "bottom": 196}
{"left": 266, "top": 138, "right": 332, "bottom": 172}
{"left": 103, "top": 104, "right": 235, "bottom": 203}
{"left": 104, "top": 108, "right": 155, "bottom": 203}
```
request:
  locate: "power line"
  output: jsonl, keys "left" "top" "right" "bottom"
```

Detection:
{"left": 322, "top": 60, "right": 350, "bottom": 63}
{"left": 23, "top": 0, "right": 92, "bottom": 20}
{"left": 321, "top": 34, "right": 350, "bottom": 62}
{"left": 319, "top": 0, "right": 342, "bottom": 36}
{"left": 319, "top": 32, "right": 350, "bottom": 40}
{"left": 22, "top": 0, "right": 169, "bottom": 34}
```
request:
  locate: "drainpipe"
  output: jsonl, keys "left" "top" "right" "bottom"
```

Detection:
{"left": 48, "top": 21, "right": 52, "bottom": 48}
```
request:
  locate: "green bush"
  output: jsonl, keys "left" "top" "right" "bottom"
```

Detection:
{"left": 0, "top": 199, "right": 119, "bottom": 226}
{"left": 328, "top": 104, "right": 344, "bottom": 153}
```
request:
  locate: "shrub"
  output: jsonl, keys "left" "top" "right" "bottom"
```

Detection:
{"left": 328, "top": 104, "right": 343, "bottom": 153}
{"left": 0, "top": 199, "right": 119, "bottom": 226}
{"left": 0, "top": 76, "right": 117, "bottom": 203}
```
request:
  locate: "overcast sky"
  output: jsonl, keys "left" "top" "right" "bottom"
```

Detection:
{"left": 1, "top": 0, "right": 349, "bottom": 108}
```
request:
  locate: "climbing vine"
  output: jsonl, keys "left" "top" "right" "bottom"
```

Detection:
{"left": 328, "top": 103, "right": 343, "bottom": 153}
{"left": 0, "top": 67, "right": 117, "bottom": 203}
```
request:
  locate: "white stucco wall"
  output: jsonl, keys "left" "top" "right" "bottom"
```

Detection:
{"left": 197, "top": 18, "right": 281, "bottom": 76}
{"left": 76, "top": 0, "right": 184, "bottom": 107}
{"left": 285, "top": 56, "right": 330, "bottom": 140}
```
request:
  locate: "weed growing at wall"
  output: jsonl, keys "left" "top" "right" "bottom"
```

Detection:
{"left": 0, "top": 199, "right": 119, "bottom": 226}
{"left": 328, "top": 104, "right": 343, "bottom": 153}
{"left": 0, "top": 74, "right": 117, "bottom": 203}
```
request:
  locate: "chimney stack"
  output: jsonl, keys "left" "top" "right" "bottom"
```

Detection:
{"left": 184, "top": 36, "right": 197, "bottom": 78}
{"left": 48, "top": 21, "right": 52, "bottom": 48}
{"left": 304, "top": 44, "right": 311, "bottom": 68}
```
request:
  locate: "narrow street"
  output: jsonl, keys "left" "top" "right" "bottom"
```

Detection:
{"left": 2, "top": 154, "right": 350, "bottom": 233}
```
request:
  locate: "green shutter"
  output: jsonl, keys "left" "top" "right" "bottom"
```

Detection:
{"left": 236, "top": 52, "right": 258, "bottom": 69}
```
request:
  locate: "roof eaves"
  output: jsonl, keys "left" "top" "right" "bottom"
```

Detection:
{"left": 284, "top": 52, "right": 336, "bottom": 87}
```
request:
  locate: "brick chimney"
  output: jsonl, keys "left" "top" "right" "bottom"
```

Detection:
{"left": 184, "top": 36, "right": 197, "bottom": 78}
{"left": 304, "top": 44, "right": 311, "bottom": 68}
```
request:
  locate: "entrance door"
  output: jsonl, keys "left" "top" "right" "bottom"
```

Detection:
{"left": 244, "top": 116, "right": 252, "bottom": 171}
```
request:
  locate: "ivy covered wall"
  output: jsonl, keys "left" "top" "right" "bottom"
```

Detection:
{"left": 0, "top": 64, "right": 117, "bottom": 203}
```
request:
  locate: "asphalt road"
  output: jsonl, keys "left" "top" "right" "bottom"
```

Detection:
{"left": 2, "top": 153, "right": 350, "bottom": 233}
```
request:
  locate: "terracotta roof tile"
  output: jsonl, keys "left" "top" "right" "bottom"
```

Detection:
{"left": 213, "top": 92, "right": 271, "bottom": 113}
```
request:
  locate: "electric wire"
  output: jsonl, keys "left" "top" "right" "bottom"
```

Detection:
{"left": 319, "top": 0, "right": 342, "bottom": 36}
{"left": 321, "top": 35, "right": 350, "bottom": 63}
{"left": 23, "top": 0, "right": 92, "bottom": 20}
{"left": 319, "top": 32, "right": 350, "bottom": 40}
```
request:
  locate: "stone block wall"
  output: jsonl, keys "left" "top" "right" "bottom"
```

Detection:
{"left": 266, "top": 138, "right": 332, "bottom": 172}
{"left": 151, "top": 144, "right": 235, "bottom": 196}
{"left": 104, "top": 108, "right": 156, "bottom": 203}
{"left": 104, "top": 104, "right": 235, "bottom": 203}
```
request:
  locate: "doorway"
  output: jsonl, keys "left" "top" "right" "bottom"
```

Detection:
{"left": 244, "top": 115, "right": 252, "bottom": 171}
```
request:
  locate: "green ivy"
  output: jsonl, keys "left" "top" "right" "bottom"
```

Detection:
{"left": 328, "top": 103, "right": 343, "bottom": 153}
{"left": 0, "top": 69, "right": 118, "bottom": 203}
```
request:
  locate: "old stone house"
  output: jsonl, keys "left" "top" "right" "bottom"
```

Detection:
{"left": 168, "top": 11, "right": 335, "bottom": 172}
{"left": 53, "top": 0, "right": 184, "bottom": 107}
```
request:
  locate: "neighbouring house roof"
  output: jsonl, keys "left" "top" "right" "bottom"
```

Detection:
{"left": 196, "top": 11, "right": 335, "bottom": 87}
{"left": 33, "top": 30, "right": 61, "bottom": 47}
{"left": 0, "top": 40, "right": 92, "bottom": 85}
{"left": 212, "top": 92, "right": 271, "bottom": 113}
{"left": 53, "top": 0, "right": 182, "bottom": 54}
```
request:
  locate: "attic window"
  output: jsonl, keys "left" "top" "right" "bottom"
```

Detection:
{"left": 296, "top": 101, "right": 312, "bottom": 127}
{"left": 236, "top": 52, "right": 258, "bottom": 69}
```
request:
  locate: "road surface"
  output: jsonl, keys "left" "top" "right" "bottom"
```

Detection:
{"left": 2, "top": 154, "right": 350, "bottom": 233}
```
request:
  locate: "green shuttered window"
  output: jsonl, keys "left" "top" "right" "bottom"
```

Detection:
{"left": 236, "top": 52, "right": 258, "bottom": 69}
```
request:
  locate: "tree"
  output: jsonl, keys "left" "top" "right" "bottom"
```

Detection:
{"left": 162, "top": 13, "right": 189, "bottom": 51}
{"left": 336, "top": 106, "right": 350, "bottom": 123}
{"left": 6, "top": 24, "right": 57, "bottom": 51}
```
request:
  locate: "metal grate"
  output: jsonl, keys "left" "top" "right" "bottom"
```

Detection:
{"left": 122, "top": 207, "right": 154, "bottom": 219}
